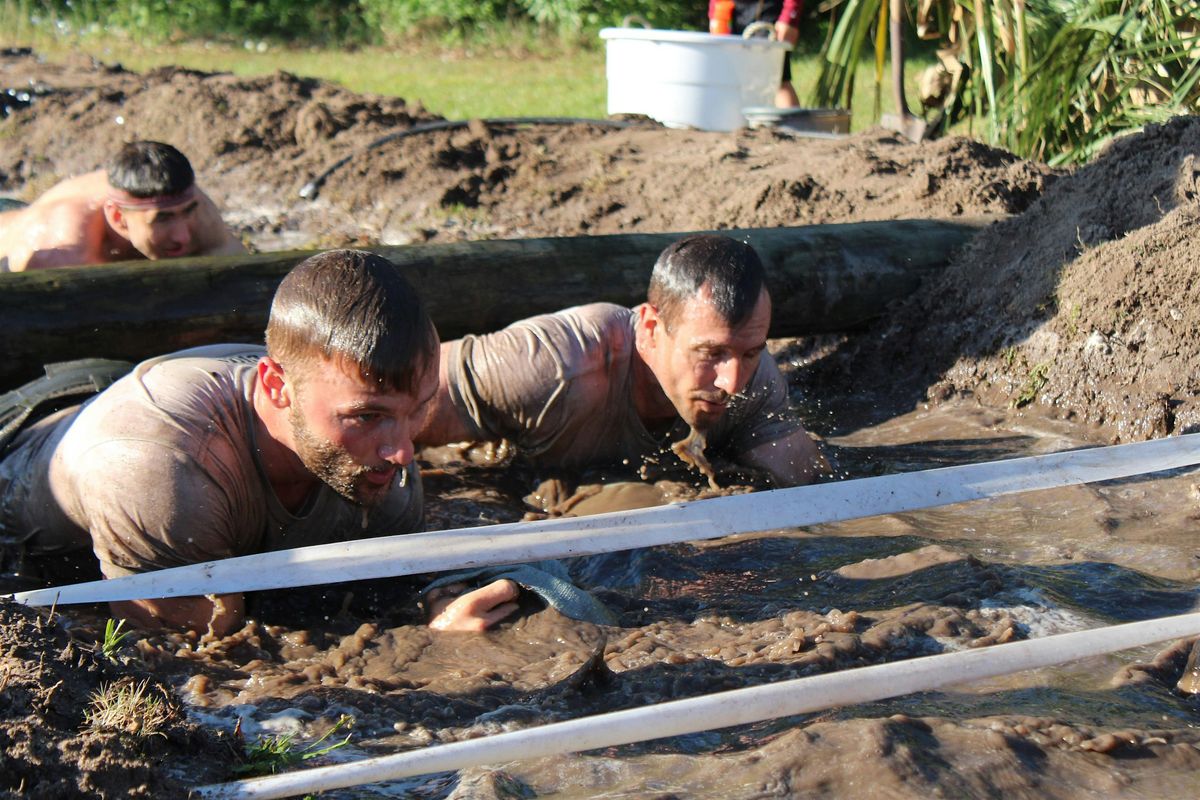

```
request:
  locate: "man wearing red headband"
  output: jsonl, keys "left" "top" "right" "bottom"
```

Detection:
{"left": 0, "top": 140, "right": 244, "bottom": 272}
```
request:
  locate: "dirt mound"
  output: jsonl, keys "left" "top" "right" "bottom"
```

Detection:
{"left": 0, "top": 599, "right": 230, "bottom": 798}
{"left": 0, "top": 51, "right": 438, "bottom": 206}
{"left": 295, "top": 118, "right": 1054, "bottom": 247}
{"left": 0, "top": 50, "right": 1055, "bottom": 251}
{"left": 820, "top": 115, "right": 1200, "bottom": 441}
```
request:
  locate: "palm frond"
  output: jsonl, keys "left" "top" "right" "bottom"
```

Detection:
{"left": 815, "top": 0, "right": 1200, "bottom": 163}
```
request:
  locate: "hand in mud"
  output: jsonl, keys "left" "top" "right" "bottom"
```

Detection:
{"left": 426, "top": 579, "right": 520, "bottom": 632}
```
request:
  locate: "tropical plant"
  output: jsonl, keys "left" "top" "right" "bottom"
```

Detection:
{"left": 813, "top": 0, "right": 1200, "bottom": 164}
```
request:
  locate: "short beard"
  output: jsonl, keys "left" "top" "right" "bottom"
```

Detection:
{"left": 684, "top": 391, "right": 731, "bottom": 432}
{"left": 289, "top": 405, "right": 382, "bottom": 506}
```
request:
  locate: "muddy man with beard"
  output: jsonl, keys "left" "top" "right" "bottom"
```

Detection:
{"left": 0, "top": 250, "right": 519, "bottom": 635}
{"left": 417, "top": 234, "right": 823, "bottom": 488}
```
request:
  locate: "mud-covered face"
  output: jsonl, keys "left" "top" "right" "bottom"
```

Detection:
{"left": 113, "top": 199, "right": 201, "bottom": 259}
{"left": 286, "top": 356, "right": 438, "bottom": 506}
{"left": 642, "top": 287, "right": 772, "bottom": 431}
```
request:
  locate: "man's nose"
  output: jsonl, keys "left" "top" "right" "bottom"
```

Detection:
{"left": 713, "top": 357, "right": 745, "bottom": 395}
{"left": 172, "top": 221, "right": 193, "bottom": 247}
{"left": 377, "top": 427, "right": 414, "bottom": 466}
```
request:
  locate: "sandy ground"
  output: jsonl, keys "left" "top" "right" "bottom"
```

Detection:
{"left": 3, "top": 49, "right": 1200, "bottom": 797}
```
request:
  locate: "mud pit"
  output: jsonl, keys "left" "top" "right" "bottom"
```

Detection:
{"left": 3, "top": 50, "right": 1200, "bottom": 797}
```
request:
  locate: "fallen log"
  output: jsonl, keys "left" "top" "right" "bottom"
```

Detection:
{"left": 0, "top": 219, "right": 991, "bottom": 387}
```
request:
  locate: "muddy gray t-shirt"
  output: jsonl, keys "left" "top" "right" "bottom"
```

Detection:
{"left": 445, "top": 303, "right": 800, "bottom": 470}
{"left": 0, "top": 344, "right": 423, "bottom": 579}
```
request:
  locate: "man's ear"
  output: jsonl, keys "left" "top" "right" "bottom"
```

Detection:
{"left": 102, "top": 201, "right": 129, "bottom": 236}
{"left": 257, "top": 357, "right": 293, "bottom": 409}
{"left": 636, "top": 303, "right": 662, "bottom": 350}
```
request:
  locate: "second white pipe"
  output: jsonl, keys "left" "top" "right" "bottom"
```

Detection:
{"left": 195, "top": 609, "right": 1200, "bottom": 799}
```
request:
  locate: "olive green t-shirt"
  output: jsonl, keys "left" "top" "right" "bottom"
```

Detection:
{"left": 0, "top": 344, "right": 423, "bottom": 579}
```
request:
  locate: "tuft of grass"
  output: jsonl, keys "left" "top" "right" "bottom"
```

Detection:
{"left": 1013, "top": 361, "right": 1051, "bottom": 408}
{"left": 234, "top": 714, "right": 354, "bottom": 776}
{"left": 97, "top": 618, "right": 133, "bottom": 660}
{"left": 85, "top": 677, "right": 172, "bottom": 737}
{"left": 1064, "top": 303, "right": 1083, "bottom": 338}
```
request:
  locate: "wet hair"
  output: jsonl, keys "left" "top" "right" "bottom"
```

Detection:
{"left": 106, "top": 140, "right": 195, "bottom": 198}
{"left": 647, "top": 234, "right": 767, "bottom": 330}
{"left": 266, "top": 249, "right": 438, "bottom": 394}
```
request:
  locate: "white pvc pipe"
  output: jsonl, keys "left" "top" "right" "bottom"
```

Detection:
{"left": 12, "top": 433, "right": 1200, "bottom": 606}
{"left": 195, "top": 609, "right": 1200, "bottom": 799}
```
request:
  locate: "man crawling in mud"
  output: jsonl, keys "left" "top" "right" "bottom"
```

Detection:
{"left": 0, "top": 139, "right": 243, "bottom": 272}
{"left": 417, "top": 233, "right": 823, "bottom": 488}
{"left": 0, "top": 249, "right": 517, "bottom": 635}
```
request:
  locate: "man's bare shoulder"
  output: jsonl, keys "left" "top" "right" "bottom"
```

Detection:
{"left": 192, "top": 187, "right": 246, "bottom": 256}
{"left": 32, "top": 170, "right": 109, "bottom": 206}
{"left": 0, "top": 193, "right": 109, "bottom": 271}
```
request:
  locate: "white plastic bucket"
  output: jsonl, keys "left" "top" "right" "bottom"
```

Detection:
{"left": 599, "top": 28, "right": 791, "bottom": 132}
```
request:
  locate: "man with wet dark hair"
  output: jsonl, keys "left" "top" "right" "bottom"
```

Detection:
{"left": 107, "top": 139, "right": 197, "bottom": 199}
{"left": 417, "top": 233, "right": 822, "bottom": 488}
{"left": 647, "top": 234, "right": 766, "bottom": 334}
{"left": 0, "top": 140, "right": 243, "bottom": 272}
{"left": 0, "top": 249, "right": 518, "bottom": 635}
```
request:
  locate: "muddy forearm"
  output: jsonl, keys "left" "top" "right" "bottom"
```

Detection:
{"left": 738, "top": 428, "right": 824, "bottom": 487}
{"left": 110, "top": 592, "right": 245, "bottom": 637}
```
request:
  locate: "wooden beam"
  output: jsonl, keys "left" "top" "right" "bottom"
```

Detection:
{"left": 0, "top": 219, "right": 991, "bottom": 386}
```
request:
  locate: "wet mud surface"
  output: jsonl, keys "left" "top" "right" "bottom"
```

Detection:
{"left": 13, "top": 402, "right": 1200, "bottom": 798}
{"left": 2, "top": 50, "right": 1200, "bottom": 797}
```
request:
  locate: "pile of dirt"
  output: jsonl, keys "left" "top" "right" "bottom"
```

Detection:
{"left": 0, "top": 599, "right": 231, "bottom": 797}
{"left": 816, "top": 115, "right": 1200, "bottom": 441}
{"left": 0, "top": 49, "right": 1054, "bottom": 251}
{"left": 303, "top": 121, "right": 1053, "bottom": 246}
{"left": 0, "top": 51, "right": 438, "bottom": 211}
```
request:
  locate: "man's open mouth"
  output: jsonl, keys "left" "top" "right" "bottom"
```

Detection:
{"left": 363, "top": 466, "right": 396, "bottom": 486}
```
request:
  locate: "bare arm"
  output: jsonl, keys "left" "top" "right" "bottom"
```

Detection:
{"left": 193, "top": 189, "right": 246, "bottom": 256}
{"left": 4, "top": 199, "right": 109, "bottom": 271}
{"left": 738, "top": 426, "right": 826, "bottom": 488}
{"left": 111, "top": 592, "right": 246, "bottom": 638}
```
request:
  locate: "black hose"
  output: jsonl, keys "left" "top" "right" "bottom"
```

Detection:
{"left": 298, "top": 116, "right": 645, "bottom": 201}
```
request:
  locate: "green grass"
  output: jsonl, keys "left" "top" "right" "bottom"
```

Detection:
{"left": 234, "top": 714, "right": 354, "bottom": 777}
{"left": 1, "top": 18, "right": 935, "bottom": 132}
{"left": 97, "top": 617, "right": 133, "bottom": 660}
{"left": 86, "top": 678, "right": 171, "bottom": 737}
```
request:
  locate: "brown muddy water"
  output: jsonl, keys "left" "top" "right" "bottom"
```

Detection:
{"left": 61, "top": 400, "right": 1200, "bottom": 798}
